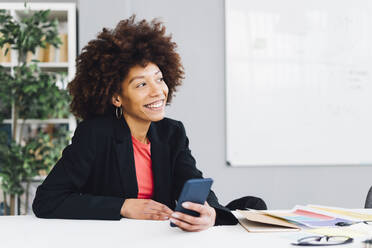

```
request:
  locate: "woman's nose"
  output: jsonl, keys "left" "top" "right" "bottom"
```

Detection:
{"left": 149, "top": 81, "right": 162, "bottom": 96}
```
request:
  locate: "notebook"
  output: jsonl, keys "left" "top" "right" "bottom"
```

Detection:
{"left": 237, "top": 210, "right": 301, "bottom": 232}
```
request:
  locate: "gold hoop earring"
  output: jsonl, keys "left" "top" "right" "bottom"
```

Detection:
{"left": 115, "top": 106, "right": 123, "bottom": 119}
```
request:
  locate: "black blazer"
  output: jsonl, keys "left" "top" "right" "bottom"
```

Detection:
{"left": 32, "top": 112, "right": 237, "bottom": 225}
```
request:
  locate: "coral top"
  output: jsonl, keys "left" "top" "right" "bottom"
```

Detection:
{"left": 131, "top": 136, "right": 154, "bottom": 199}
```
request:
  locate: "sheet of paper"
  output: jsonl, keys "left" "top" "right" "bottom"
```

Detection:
{"left": 307, "top": 223, "right": 372, "bottom": 238}
{"left": 308, "top": 205, "right": 372, "bottom": 221}
{"left": 267, "top": 207, "right": 352, "bottom": 228}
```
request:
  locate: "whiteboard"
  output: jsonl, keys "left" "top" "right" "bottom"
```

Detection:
{"left": 225, "top": 0, "right": 372, "bottom": 166}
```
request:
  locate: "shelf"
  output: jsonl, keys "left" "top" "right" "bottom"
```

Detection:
{"left": 2, "top": 118, "right": 71, "bottom": 125}
{"left": 15, "top": 9, "right": 68, "bottom": 22}
{"left": 30, "top": 175, "right": 47, "bottom": 182}
{"left": 37, "top": 62, "right": 69, "bottom": 68}
{"left": 0, "top": 62, "right": 69, "bottom": 68}
{"left": 39, "top": 63, "right": 69, "bottom": 72}
{"left": 0, "top": 62, "right": 15, "bottom": 67}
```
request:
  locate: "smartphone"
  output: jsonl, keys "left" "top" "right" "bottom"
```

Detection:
{"left": 170, "top": 178, "right": 213, "bottom": 227}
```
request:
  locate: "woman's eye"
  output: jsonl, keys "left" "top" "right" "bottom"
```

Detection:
{"left": 157, "top": 77, "right": 164, "bottom": 83}
{"left": 136, "top": 82, "right": 146, "bottom": 88}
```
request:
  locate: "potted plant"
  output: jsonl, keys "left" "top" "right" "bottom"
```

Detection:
{"left": 0, "top": 6, "right": 71, "bottom": 215}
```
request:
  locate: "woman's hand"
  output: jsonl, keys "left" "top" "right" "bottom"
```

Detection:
{"left": 170, "top": 202, "right": 216, "bottom": 232}
{"left": 121, "top": 199, "right": 173, "bottom": 220}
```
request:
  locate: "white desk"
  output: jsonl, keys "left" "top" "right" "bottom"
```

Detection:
{"left": 0, "top": 214, "right": 368, "bottom": 248}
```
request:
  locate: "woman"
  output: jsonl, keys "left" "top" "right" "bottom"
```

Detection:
{"left": 32, "top": 16, "right": 237, "bottom": 231}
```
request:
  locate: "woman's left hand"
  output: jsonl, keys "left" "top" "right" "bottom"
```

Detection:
{"left": 170, "top": 201, "right": 216, "bottom": 232}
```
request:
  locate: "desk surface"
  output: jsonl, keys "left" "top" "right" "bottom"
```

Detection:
{"left": 0, "top": 213, "right": 368, "bottom": 248}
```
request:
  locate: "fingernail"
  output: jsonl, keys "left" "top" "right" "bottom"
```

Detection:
{"left": 170, "top": 218, "right": 176, "bottom": 223}
{"left": 182, "top": 202, "right": 189, "bottom": 208}
{"left": 164, "top": 216, "right": 169, "bottom": 220}
{"left": 172, "top": 213, "right": 179, "bottom": 218}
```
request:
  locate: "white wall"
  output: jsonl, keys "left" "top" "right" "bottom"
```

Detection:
{"left": 13, "top": 0, "right": 372, "bottom": 209}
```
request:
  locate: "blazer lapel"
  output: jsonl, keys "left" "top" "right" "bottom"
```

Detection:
{"left": 112, "top": 115, "right": 138, "bottom": 198}
{"left": 148, "top": 122, "right": 171, "bottom": 205}
{"left": 111, "top": 113, "right": 171, "bottom": 204}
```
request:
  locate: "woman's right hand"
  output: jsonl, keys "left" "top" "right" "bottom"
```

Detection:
{"left": 120, "top": 199, "right": 173, "bottom": 220}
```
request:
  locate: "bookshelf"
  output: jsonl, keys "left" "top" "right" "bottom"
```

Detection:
{"left": 0, "top": 3, "right": 77, "bottom": 214}
{"left": 0, "top": 2, "right": 77, "bottom": 132}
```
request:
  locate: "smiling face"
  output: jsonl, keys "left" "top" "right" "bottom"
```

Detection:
{"left": 112, "top": 62, "right": 169, "bottom": 125}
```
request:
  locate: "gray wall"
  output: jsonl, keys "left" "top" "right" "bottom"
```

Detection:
{"left": 16, "top": 0, "right": 372, "bottom": 209}
{"left": 78, "top": 0, "right": 372, "bottom": 209}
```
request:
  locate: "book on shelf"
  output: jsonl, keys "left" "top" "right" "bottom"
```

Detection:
{"left": 58, "top": 33, "right": 68, "bottom": 62}
{"left": 25, "top": 34, "right": 68, "bottom": 63}
{"left": 39, "top": 43, "right": 57, "bottom": 63}
{"left": 0, "top": 43, "right": 11, "bottom": 63}
{"left": 35, "top": 43, "right": 55, "bottom": 63}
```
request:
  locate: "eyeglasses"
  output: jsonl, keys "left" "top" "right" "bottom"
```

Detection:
{"left": 363, "top": 237, "right": 372, "bottom": 248}
{"left": 292, "top": 235, "right": 353, "bottom": 246}
{"left": 335, "top": 220, "right": 372, "bottom": 226}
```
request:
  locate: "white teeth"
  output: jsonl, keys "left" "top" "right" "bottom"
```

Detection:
{"left": 146, "top": 100, "right": 163, "bottom": 108}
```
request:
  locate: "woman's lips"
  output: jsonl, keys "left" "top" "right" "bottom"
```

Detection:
{"left": 144, "top": 99, "right": 164, "bottom": 111}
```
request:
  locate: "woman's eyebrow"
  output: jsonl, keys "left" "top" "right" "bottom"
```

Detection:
{"left": 129, "top": 70, "right": 161, "bottom": 84}
{"left": 128, "top": 76, "right": 144, "bottom": 84}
